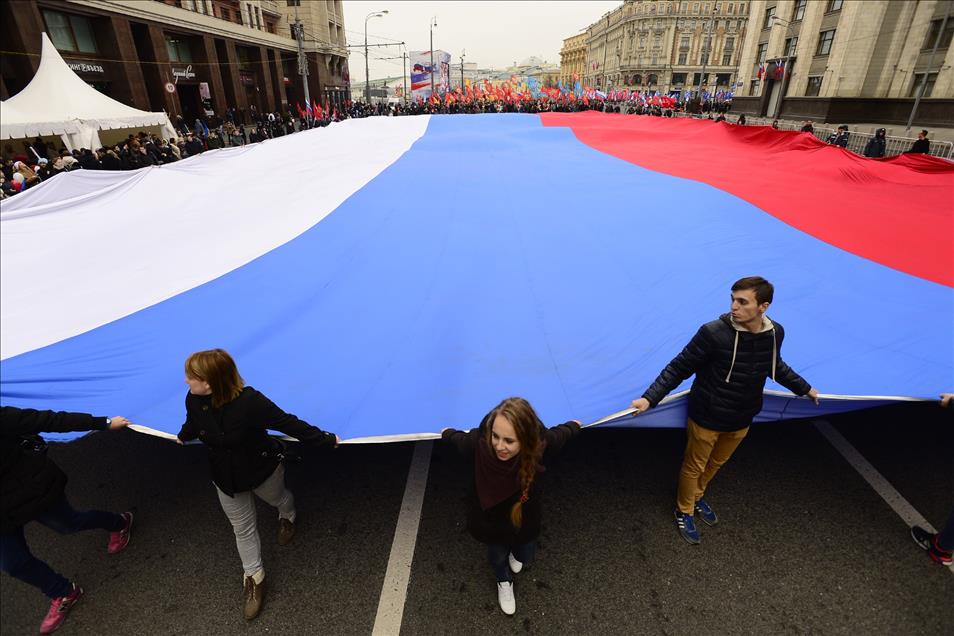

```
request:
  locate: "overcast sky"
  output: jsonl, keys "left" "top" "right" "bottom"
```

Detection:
{"left": 342, "top": 1, "right": 620, "bottom": 81}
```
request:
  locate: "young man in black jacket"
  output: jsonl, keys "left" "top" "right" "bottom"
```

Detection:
{"left": 0, "top": 406, "right": 134, "bottom": 634}
{"left": 630, "top": 277, "right": 819, "bottom": 544}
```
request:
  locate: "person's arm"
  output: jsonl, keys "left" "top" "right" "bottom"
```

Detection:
{"left": 632, "top": 325, "right": 713, "bottom": 413}
{"left": 774, "top": 357, "right": 818, "bottom": 404}
{"left": 253, "top": 390, "right": 339, "bottom": 448}
{"left": 440, "top": 426, "right": 479, "bottom": 456}
{"left": 176, "top": 395, "right": 200, "bottom": 443}
{"left": 940, "top": 393, "right": 953, "bottom": 408}
{"left": 542, "top": 420, "right": 582, "bottom": 455}
{"left": 1, "top": 405, "right": 129, "bottom": 436}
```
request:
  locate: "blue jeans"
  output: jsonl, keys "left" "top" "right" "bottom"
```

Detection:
{"left": 0, "top": 497, "right": 123, "bottom": 598}
{"left": 487, "top": 541, "right": 535, "bottom": 583}
{"left": 937, "top": 507, "right": 954, "bottom": 553}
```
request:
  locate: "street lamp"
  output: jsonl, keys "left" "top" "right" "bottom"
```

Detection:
{"left": 697, "top": 4, "right": 719, "bottom": 101}
{"left": 365, "top": 10, "right": 388, "bottom": 104}
{"left": 429, "top": 16, "right": 438, "bottom": 96}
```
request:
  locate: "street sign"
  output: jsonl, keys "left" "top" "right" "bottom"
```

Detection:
{"left": 165, "top": 82, "right": 176, "bottom": 93}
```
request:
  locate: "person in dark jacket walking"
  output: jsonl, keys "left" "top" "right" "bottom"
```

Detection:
{"left": 904, "top": 129, "right": 930, "bottom": 154}
{"left": 630, "top": 277, "right": 819, "bottom": 545}
{"left": 176, "top": 349, "right": 339, "bottom": 621}
{"left": 0, "top": 406, "right": 134, "bottom": 635}
{"left": 441, "top": 397, "right": 580, "bottom": 616}
{"left": 826, "top": 124, "right": 850, "bottom": 147}
{"left": 863, "top": 128, "right": 887, "bottom": 158}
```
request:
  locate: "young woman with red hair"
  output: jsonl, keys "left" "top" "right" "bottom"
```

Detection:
{"left": 177, "top": 348, "right": 339, "bottom": 621}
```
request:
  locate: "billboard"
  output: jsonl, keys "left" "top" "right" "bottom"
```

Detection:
{"left": 410, "top": 50, "right": 451, "bottom": 100}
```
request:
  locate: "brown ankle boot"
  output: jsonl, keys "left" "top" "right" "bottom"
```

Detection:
{"left": 278, "top": 518, "right": 296, "bottom": 546}
{"left": 243, "top": 575, "right": 265, "bottom": 620}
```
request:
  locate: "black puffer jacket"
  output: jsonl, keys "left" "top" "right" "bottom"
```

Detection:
{"left": 0, "top": 406, "right": 109, "bottom": 532}
{"left": 642, "top": 314, "right": 811, "bottom": 431}
{"left": 177, "top": 386, "right": 336, "bottom": 496}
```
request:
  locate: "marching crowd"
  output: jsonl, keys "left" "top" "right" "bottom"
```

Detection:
{"left": 2, "top": 276, "right": 952, "bottom": 634}
{"left": 2, "top": 97, "right": 939, "bottom": 200}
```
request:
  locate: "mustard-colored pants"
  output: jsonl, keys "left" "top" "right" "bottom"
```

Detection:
{"left": 676, "top": 418, "right": 749, "bottom": 514}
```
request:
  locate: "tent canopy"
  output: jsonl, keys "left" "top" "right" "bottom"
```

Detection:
{"left": 0, "top": 33, "right": 174, "bottom": 149}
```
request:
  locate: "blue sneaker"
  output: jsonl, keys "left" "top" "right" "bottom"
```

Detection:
{"left": 674, "top": 510, "right": 700, "bottom": 544}
{"left": 694, "top": 498, "right": 718, "bottom": 526}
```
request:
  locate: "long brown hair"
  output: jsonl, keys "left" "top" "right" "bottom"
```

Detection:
{"left": 484, "top": 397, "right": 543, "bottom": 529}
{"left": 184, "top": 348, "right": 244, "bottom": 408}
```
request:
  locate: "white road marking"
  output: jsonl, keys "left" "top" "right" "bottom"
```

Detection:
{"left": 372, "top": 440, "right": 434, "bottom": 634}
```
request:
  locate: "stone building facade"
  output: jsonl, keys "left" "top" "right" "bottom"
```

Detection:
{"left": 0, "top": 0, "right": 351, "bottom": 124}
{"left": 582, "top": 0, "right": 751, "bottom": 95}
{"left": 733, "top": 0, "right": 954, "bottom": 125}
{"left": 560, "top": 32, "right": 587, "bottom": 86}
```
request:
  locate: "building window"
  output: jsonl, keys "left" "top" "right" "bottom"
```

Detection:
{"left": 701, "top": 52, "right": 709, "bottom": 64}
{"left": 634, "top": 73, "right": 643, "bottom": 85}
{"left": 286, "top": 0, "right": 301, "bottom": 5}
{"left": 693, "top": 3, "right": 700, "bottom": 14}
{"left": 792, "top": 0, "right": 807, "bottom": 21}
{"left": 750, "top": 78, "right": 760, "bottom": 94}
{"left": 805, "top": 75, "right": 823, "bottom": 96}
{"left": 816, "top": 29, "right": 835, "bottom": 55}
{"left": 909, "top": 72, "right": 938, "bottom": 97}
{"left": 672, "top": 72, "right": 687, "bottom": 84}
{"left": 648, "top": 73, "right": 658, "bottom": 85}
{"left": 680, "top": 36, "right": 690, "bottom": 48}
{"left": 722, "top": 51, "right": 732, "bottom": 65}
{"left": 923, "top": 18, "right": 954, "bottom": 50}
{"left": 678, "top": 52, "right": 688, "bottom": 64}
{"left": 763, "top": 5, "right": 776, "bottom": 29}
{"left": 826, "top": 0, "right": 843, "bottom": 12}
{"left": 727, "top": 3, "right": 734, "bottom": 13}
{"left": 756, "top": 42, "right": 768, "bottom": 64}
{"left": 784, "top": 36, "right": 798, "bottom": 56}
{"left": 42, "top": 10, "right": 98, "bottom": 54}
{"left": 165, "top": 35, "right": 193, "bottom": 63}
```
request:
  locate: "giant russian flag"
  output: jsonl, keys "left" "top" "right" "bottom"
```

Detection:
{"left": 1, "top": 114, "right": 952, "bottom": 442}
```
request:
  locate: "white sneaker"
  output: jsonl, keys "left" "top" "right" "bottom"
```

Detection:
{"left": 508, "top": 552, "right": 523, "bottom": 574}
{"left": 496, "top": 581, "right": 516, "bottom": 615}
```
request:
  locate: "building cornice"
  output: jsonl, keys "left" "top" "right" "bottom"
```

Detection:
{"left": 62, "top": 0, "right": 341, "bottom": 55}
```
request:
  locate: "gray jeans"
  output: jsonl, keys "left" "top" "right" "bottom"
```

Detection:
{"left": 216, "top": 464, "right": 295, "bottom": 577}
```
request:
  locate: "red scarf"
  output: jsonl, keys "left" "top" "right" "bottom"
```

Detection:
{"left": 474, "top": 437, "right": 545, "bottom": 511}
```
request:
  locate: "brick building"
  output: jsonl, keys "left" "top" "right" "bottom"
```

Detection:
{"left": 0, "top": 0, "right": 351, "bottom": 124}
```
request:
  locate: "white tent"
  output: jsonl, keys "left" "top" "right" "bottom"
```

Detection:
{"left": 1, "top": 33, "right": 175, "bottom": 150}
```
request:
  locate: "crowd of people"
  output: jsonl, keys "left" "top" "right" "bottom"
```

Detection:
{"left": 1, "top": 97, "right": 940, "bottom": 200}
{"left": 2, "top": 277, "right": 951, "bottom": 635}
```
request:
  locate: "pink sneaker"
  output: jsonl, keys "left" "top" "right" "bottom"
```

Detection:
{"left": 107, "top": 512, "right": 133, "bottom": 554}
{"left": 40, "top": 583, "right": 83, "bottom": 634}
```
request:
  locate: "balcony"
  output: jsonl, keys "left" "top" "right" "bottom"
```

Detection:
{"left": 260, "top": 0, "right": 282, "bottom": 16}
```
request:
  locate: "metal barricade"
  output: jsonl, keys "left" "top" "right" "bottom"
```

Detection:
{"left": 628, "top": 112, "right": 954, "bottom": 159}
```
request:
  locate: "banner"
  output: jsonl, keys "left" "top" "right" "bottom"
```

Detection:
{"left": 410, "top": 50, "right": 451, "bottom": 101}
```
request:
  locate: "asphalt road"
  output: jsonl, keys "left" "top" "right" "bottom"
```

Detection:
{"left": 2, "top": 401, "right": 951, "bottom": 635}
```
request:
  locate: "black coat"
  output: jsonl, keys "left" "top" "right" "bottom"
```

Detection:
{"left": 442, "top": 415, "right": 579, "bottom": 546}
{"left": 177, "top": 387, "right": 336, "bottom": 496}
{"left": 905, "top": 138, "right": 930, "bottom": 154}
{"left": 863, "top": 137, "right": 886, "bottom": 158}
{"left": 0, "top": 407, "right": 109, "bottom": 532}
{"left": 642, "top": 314, "right": 811, "bottom": 431}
